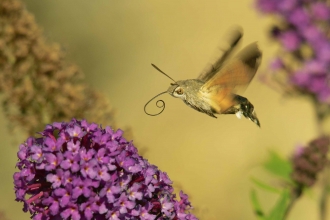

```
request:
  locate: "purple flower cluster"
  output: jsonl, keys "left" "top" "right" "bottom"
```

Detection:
{"left": 292, "top": 136, "right": 329, "bottom": 187}
{"left": 256, "top": 0, "right": 330, "bottom": 103}
{"left": 13, "top": 119, "right": 197, "bottom": 220}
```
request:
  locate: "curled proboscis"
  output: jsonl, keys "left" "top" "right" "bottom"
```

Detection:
{"left": 144, "top": 91, "right": 167, "bottom": 116}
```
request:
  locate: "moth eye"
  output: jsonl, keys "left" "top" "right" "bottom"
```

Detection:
{"left": 175, "top": 87, "right": 183, "bottom": 95}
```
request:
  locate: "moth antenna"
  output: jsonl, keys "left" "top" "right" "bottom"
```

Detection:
{"left": 151, "top": 64, "right": 176, "bottom": 82}
{"left": 144, "top": 91, "right": 168, "bottom": 116}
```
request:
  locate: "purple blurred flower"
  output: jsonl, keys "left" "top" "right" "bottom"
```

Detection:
{"left": 270, "top": 57, "right": 283, "bottom": 70}
{"left": 288, "top": 7, "right": 310, "bottom": 26}
{"left": 316, "top": 43, "right": 330, "bottom": 62}
{"left": 279, "top": 30, "right": 301, "bottom": 51}
{"left": 311, "top": 2, "right": 330, "bottom": 21}
{"left": 14, "top": 118, "right": 197, "bottom": 220}
{"left": 256, "top": 0, "right": 330, "bottom": 105}
{"left": 291, "top": 136, "right": 329, "bottom": 187}
{"left": 256, "top": 0, "right": 278, "bottom": 13}
{"left": 278, "top": 0, "right": 298, "bottom": 12}
{"left": 301, "top": 25, "right": 325, "bottom": 46}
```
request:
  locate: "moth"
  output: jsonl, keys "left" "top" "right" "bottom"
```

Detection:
{"left": 144, "top": 28, "right": 262, "bottom": 127}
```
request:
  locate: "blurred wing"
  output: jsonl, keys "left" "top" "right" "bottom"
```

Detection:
{"left": 199, "top": 87, "right": 235, "bottom": 113}
{"left": 198, "top": 42, "right": 262, "bottom": 113}
{"left": 202, "top": 42, "right": 262, "bottom": 92}
{"left": 197, "top": 27, "right": 243, "bottom": 82}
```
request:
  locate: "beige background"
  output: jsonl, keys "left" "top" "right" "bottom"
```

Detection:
{"left": 0, "top": 0, "right": 325, "bottom": 219}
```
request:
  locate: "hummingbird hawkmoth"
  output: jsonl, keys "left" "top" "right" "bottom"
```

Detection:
{"left": 144, "top": 27, "right": 262, "bottom": 127}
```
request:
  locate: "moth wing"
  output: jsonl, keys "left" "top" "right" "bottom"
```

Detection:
{"left": 198, "top": 42, "right": 262, "bottom": 113}
{"left": 198, "top": 87, "right": 236, "bottom": 113}
{"left": 202, "top": 42, "right": 262, "bottom": 92}
{"left": 197, "top": 27, "right": 243, "bottom": 82}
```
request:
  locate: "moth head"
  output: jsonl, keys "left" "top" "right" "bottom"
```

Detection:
{"left": 167, "top": 83, "right": 186, "bottom": 99}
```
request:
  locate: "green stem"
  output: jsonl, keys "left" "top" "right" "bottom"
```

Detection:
{"left": 320, "top": 163, "right": 330, "bottom": 220}
{"left": 311, "top": 97, "right": 329, "bottom": 220}
{"left": 284, "top": 186, "right": 303, "bottom": 219}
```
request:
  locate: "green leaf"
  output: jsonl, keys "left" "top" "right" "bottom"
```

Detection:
{"left": 263, "top": 151, "right": 292, "bottom": 182}
{"left": 251, "top": 177, "right": 282, "bottom": 194}
{"left": 267, "top": 189, "right": 290, "bottom": 220}
{"left": 250, "top": 189, "right": 266, "bottom": 220}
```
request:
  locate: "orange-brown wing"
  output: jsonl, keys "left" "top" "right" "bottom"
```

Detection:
{"left": 198, "top": 87, "right": 235, "bottom": 113}
{"left": 201, "top": 42, "right": 262, "bottom": 93}
{"left": 198, "top": 42, "right": 262, "bottom": 113}
{"left": 197, "top": 27, "right": 243, "bottom": 82}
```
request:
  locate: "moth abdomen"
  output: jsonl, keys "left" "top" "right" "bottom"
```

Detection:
{"left": 223, "top": 95, "right": 260, "bottom": 127}
{"left": 183, "top": 99, "right": 217, "bottom": 118}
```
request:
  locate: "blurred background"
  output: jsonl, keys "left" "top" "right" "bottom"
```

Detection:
{"left": 0, "top": 0, "right": 324, "bottom": 219}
